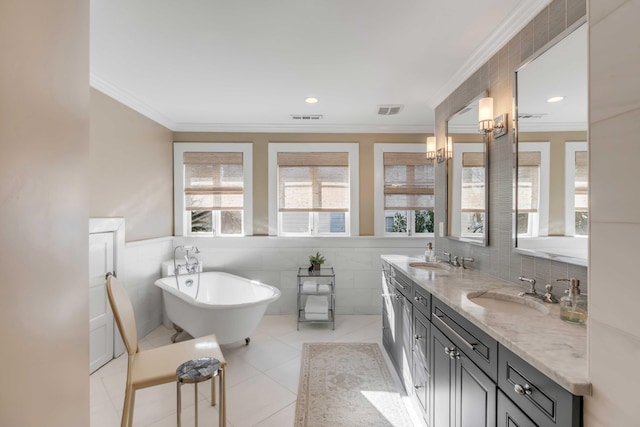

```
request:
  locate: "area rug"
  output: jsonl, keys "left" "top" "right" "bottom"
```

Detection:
{"left": 295, "top": 343, "right": 414, "bottom": 427}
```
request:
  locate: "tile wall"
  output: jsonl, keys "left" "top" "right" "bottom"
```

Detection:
{"left": 434, "top": 0, "right": 588, "bottom": 298}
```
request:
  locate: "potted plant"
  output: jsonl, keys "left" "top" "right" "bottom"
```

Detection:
{"left": 308, "top": 251, "right": 326, "bottom": 272}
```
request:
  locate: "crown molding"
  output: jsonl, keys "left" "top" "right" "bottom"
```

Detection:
{"left": 426, "top": 0, "right": 551, "bottom": 109}
{"left": 173, "top": 122, "right": 434, "bottom": 134}
{"left": 90, "top": 73, "right": 177, "bottom": 131}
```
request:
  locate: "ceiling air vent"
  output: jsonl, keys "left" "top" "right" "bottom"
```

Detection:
{"left": 291, "top": 114, "right": 323, "bottom": 120}
{"left": 377, "top": 104, "right": 404, "bottom": 115}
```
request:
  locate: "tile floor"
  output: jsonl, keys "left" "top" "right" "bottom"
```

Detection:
{"left": 90, "top": 315, "right": 424, "bottom": 427}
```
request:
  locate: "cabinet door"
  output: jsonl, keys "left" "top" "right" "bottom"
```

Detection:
{"left": 455, "top": 350, "right": 496, "bottom": 427}
{"left": 431, "top": 326, "right": 456, "bottom": 427}
{"left": 497, "top": 390, "right": 537, "bottom": 427}
{"left": 413, "top": 355, "right": 431, "bottom": 425}
{"left": 398, "top": 293, "right": 413, "bottom": 392}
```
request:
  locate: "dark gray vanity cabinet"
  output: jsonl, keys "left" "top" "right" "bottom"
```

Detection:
{"left": 498, "top": 346, "right": 582, "bottom": 427}
{"left": 431, "top": 314, "right": 496, "bottom": 427}
{"left": 497, "top": 390, "right": 537, "bottom": 427}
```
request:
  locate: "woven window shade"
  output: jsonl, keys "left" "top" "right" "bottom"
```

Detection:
{"left": 517, "top": 152, "right": 541, "bottom": 213}
{"left": 575, "top": 151, "right": 588, "bottom": 211}
{"left": 462, "top": 152, "right": 485, "bottom": 167}
{"left": 184, "top": 152, "right": 243, "bottom": 211}
{"left": 461, "top": 163, "right": 485, "bottom": 213}
{"left": 383, "top": 153, "right": 434, "bottom": 210}
{"left": 277, "top": 152, "right": 349, "bottom": 212}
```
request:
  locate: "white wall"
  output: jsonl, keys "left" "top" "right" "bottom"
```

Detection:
{"left": 585, "top": 1, "right": 640, "bottom": 425}
{"left": 0, "top": 1, "right": 90, "bottom": 426}
{"left": 173, "top": 237, "right": 431, "bottom": 315}
{"left": 119, "top": 238, "right": 174, "bottom": 338}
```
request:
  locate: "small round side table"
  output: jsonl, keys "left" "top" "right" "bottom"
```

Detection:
{"left": 176, "top": 357, "right": 221, "bottom": 427}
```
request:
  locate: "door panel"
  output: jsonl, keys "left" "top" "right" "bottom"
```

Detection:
{"left": 89, "top": 232, "right": 114, "bottom": 373}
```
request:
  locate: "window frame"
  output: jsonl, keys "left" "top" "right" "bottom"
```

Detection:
{"left": 268, "top": 142, "right": 359, "bottom": 236}
{"left": 564, "top": 141, "right": 588, "bottom": 236}
{"left": 174, "top": 142, "right": 253, "bottom": 236}
{"left": 373, "top": 143, "right": 435, "bottom": 237}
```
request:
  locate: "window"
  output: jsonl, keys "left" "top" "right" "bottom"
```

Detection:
{"left": 174, "top": 143, "right": 253, "bottom": 236}
{"left": 451, "top": 143, "right": 485, "bottom": 238}
{"left": 374, "top": 144, "right": 434, "bottom": 236}
{"left": 565, "top": 142, "right": 588, "bottom": 236}
{"left": 517, "top": 142, "right": 550, "bottom": 237}
{"left": 269, "top": 143, "right": 358, "bottom": 236}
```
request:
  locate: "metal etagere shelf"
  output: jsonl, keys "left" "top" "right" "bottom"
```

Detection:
{"left": 296, "top": 266, "right": 335, "bottom": 330}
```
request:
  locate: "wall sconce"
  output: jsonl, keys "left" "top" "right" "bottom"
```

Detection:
{"left": 436, "top": 137, "right": 453, "bottom": 163}
{"left": 478, "top": 96, "right": 508, "bottom": 138}
{"left": 478, "top": 97, "right": 494, "bottom": 134}
{"left": 426, "top": 136, "right": 436, "bottom": 161}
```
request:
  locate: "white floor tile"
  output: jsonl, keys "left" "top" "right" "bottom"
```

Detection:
{"left": 226, "top": 374, "right": 296, "bottom": 427}
{"left": 90, "top": 315, "right": 426, "bottom": 427}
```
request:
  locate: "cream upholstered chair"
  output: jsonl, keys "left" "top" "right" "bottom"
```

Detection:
{"left": 106, "top": 275, "right": 226, "bottom": 427}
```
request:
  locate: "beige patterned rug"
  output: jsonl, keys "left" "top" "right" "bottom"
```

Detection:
{"left": 295, "top": 343, "right": 414, "bottom": 427}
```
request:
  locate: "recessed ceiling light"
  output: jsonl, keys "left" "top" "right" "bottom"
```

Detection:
{"left": 546, "top": 96, "right": 564, "bottom": 103}
{"left": 304, "top": 97, "right": 319, "bottom": 104}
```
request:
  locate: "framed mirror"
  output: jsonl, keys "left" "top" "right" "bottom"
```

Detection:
{"left": 514, "top": 22, "right": 587, "bottom": 266}
{"left": 446, "top": 92, "right": 488, "bottom": 246}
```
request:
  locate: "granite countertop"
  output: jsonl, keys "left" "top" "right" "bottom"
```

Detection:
{"left": 382, "top": 254, "right": 590, "bottom": 396}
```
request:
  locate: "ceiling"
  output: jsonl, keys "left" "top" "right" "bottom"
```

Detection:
{"left": 90, "top": 0, "right": 551, "bottom": 133}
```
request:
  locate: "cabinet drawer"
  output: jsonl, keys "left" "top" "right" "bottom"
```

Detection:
{"left": 390, "top": 267, "right": 413, "bottom": 298}
{"left": 413, "top": 285, "right": 431, "bottom": 318}
{"left": 432, "top": 298, "right": 498, "bottom": 381}
{"left": 498, "top": 345, "right": 581, "bottom": 427}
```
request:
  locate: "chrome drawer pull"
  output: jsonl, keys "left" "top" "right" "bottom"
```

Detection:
{"left": 414, "top": 384, "right": 423, "bottom": 390}
{"left": 414, "top": 334, "right": 423, "bottom": 341}
{"left": 514, "top": 383, "right": 532, "bottom": 396}
{"left": 433, "top": 314, "right": 478, "bottom": 352}
{"left": 414, "top": 295, "right": 424, "bottom": 302}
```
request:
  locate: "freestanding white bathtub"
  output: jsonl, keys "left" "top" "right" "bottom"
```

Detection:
{"left": 154, "top": 272, "right": 281, "bottom": 345}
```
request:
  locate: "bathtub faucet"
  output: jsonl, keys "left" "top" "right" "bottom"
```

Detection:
{"left": 173, "top": 245, "right": 201, "bottom": 275}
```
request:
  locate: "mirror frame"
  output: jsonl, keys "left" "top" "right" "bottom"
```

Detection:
{"left": 446, "top": 90, "right": 489, "bottom": 247}
{"left": 512, "top": 19, "right": 588, "bottom": 267}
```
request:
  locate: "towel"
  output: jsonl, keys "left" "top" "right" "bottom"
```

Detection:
{"left": 302, "top": 280, "right": 318, "bottom": 293}
{"left": 305, "top": 312, "right": 329, "bottom": 321}
{"left": 317, "top": 284, "right": 332, "bottom": 293}
{"left": 305, "top": 295, "right": 329, "bottom": 314}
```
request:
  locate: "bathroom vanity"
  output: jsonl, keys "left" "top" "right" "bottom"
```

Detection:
{"left": 381, "top": 255, "right": 588, "bottom": 427}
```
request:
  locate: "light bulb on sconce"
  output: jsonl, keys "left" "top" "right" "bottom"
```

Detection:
{"left": 478, "top": 96, "right": 508, "bottom": 138}
{"left": 426, "top": 136, "right": 436, "bottom": 161}
{"left": 478, "top": 97, "right": 494, "bottom": 134}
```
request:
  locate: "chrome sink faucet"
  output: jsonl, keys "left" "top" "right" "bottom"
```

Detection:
{"left": 460, "top": 257, "right": 474, "bottom": 269}
{"left": 442, "top": 251, "right": 452, "bottom": 265}
{"left": 518, "top": 276, "right": 542, "bottom": 300}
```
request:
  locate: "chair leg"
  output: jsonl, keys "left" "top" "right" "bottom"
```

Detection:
{"left": 121, "top": 385, "right": 134, "bottom": 427}
{"left": 126, "top": 389, "right": 136, "bottom": 427}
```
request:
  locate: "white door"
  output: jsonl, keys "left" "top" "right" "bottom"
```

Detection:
{"left": 89, "top": 232, "right": 115, "bottom": 373}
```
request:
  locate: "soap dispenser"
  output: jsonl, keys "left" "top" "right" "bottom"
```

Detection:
{"left": 557, "top": 278, "right": 587, "bottom": 325}
{"left": 425, "top": 243, "right": 435, "bottom": 262}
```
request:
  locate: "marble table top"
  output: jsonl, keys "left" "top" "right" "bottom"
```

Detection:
{"left": 176, "top": 357, "right": 220, "bottom": 382}
{"left": 382, "top": 254, "right": 590, "bottom": 396}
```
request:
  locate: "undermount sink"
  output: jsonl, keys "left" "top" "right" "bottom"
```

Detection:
{"left": 466, "top": 291, "right": 550, "bottom": 315}
{"left": 408, "top": 261, "right": 452, "bottom": 271}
